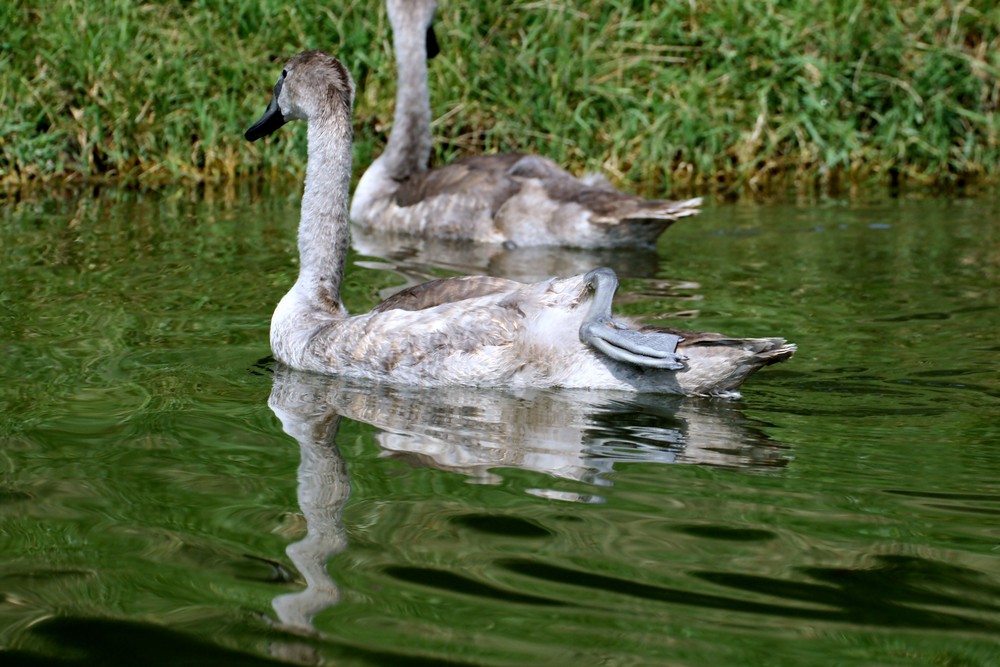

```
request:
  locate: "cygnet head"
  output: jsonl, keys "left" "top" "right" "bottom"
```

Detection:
{"left": 245, "top": 50, "right": 355, "bottom": 141}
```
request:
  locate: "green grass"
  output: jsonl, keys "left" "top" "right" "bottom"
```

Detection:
{"left": 1, "top": 0, "right": 998, "bottom": 196}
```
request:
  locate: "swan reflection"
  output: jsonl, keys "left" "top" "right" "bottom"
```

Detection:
{"left": 351, "top": 227, "right": 666, "bottom": 285}
{"left": 265, "top": 366, "right": 789, "bottom": 650}
{"left": 272, "top": 366, "right": 788, "bottom": 488}
{"left": 267, "top": 375, "right": 349, "bottom": 641}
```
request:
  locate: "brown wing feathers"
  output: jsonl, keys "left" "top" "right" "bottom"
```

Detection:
{"left": 372, "top": 276, "right": 520, "bottom": 313}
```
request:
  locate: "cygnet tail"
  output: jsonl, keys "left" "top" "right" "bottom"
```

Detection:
{"left": 752, "top": 340, "right": 797, "bottom": 366}
{"left": 623, "top": 197, "right": 703, "bottom": 222}
{"left": 644, "top": 327, "right": 796, "bottom": 397}
{"left": 699, "top": 337, "right": 796, "bottom": 397}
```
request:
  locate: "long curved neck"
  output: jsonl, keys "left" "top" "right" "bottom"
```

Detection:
{"left": 382, "top": 13, "right": 432, "bottom": 180}
{"left": 295, "top": 106, "right": 354, "bottom": 312}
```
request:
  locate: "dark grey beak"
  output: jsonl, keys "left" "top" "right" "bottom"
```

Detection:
{"left": 426, "top": 24, "right": 440, "bottom": 60}
{"left": 245, "top": 73, "right": 288, "bottom": 141}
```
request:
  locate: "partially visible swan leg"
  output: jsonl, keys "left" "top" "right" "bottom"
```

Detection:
{"left": 579, "top": 268, "right": 687, "bottom": 370}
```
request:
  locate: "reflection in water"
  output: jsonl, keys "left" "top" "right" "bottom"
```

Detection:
{"left": 264, "top": 365, "right": 789, "bottom": 648}
{"left": 273, "top": 366, "right": 788, "bottom": 493}
{"left": 266, "top": 372, "right": 349, "bottom": 656}
{"left": 263, "top": 366, "right": 1000, "bottom": 663}
{"left": 351, "top": 227, "right": 663, "bottom": 284}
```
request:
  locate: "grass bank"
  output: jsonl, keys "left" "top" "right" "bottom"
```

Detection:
{"left": 2, "top": 0, "right": 998, "bottom": 197}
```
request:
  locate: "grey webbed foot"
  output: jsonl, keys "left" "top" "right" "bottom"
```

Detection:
{"left": 579, "top": 268, "right": 687, "bottom": 370}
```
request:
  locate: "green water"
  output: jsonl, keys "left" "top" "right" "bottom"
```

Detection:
{"left": 2, "top": 190, "right": 998, "bottom": 666}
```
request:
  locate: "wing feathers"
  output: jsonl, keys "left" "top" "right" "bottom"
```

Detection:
{"left": 372, "top": 275, "right": 522, "bottom": 313}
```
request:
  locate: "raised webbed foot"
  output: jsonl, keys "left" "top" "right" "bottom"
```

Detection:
{"left": 579, "top": 268, "right": 687, "bottom": 370}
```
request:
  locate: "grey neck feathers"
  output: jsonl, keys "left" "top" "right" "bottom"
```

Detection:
{"left": 296, "top": 107, "right": 354, "bottom": 312}
{"left": 382, "top": 14, "right": 432, "bottom": 181}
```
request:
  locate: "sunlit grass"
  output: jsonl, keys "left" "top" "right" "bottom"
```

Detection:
{"left": 1, "top": 0, "right": 997, "bottom": 196}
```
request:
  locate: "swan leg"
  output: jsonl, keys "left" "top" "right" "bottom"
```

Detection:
{"left": 579, "top": 268, "right": 687, "bottom": 370}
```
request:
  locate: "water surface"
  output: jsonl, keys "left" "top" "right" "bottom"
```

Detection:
{"left": 1, "top": 190, "right": 998, "bottom": 666}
